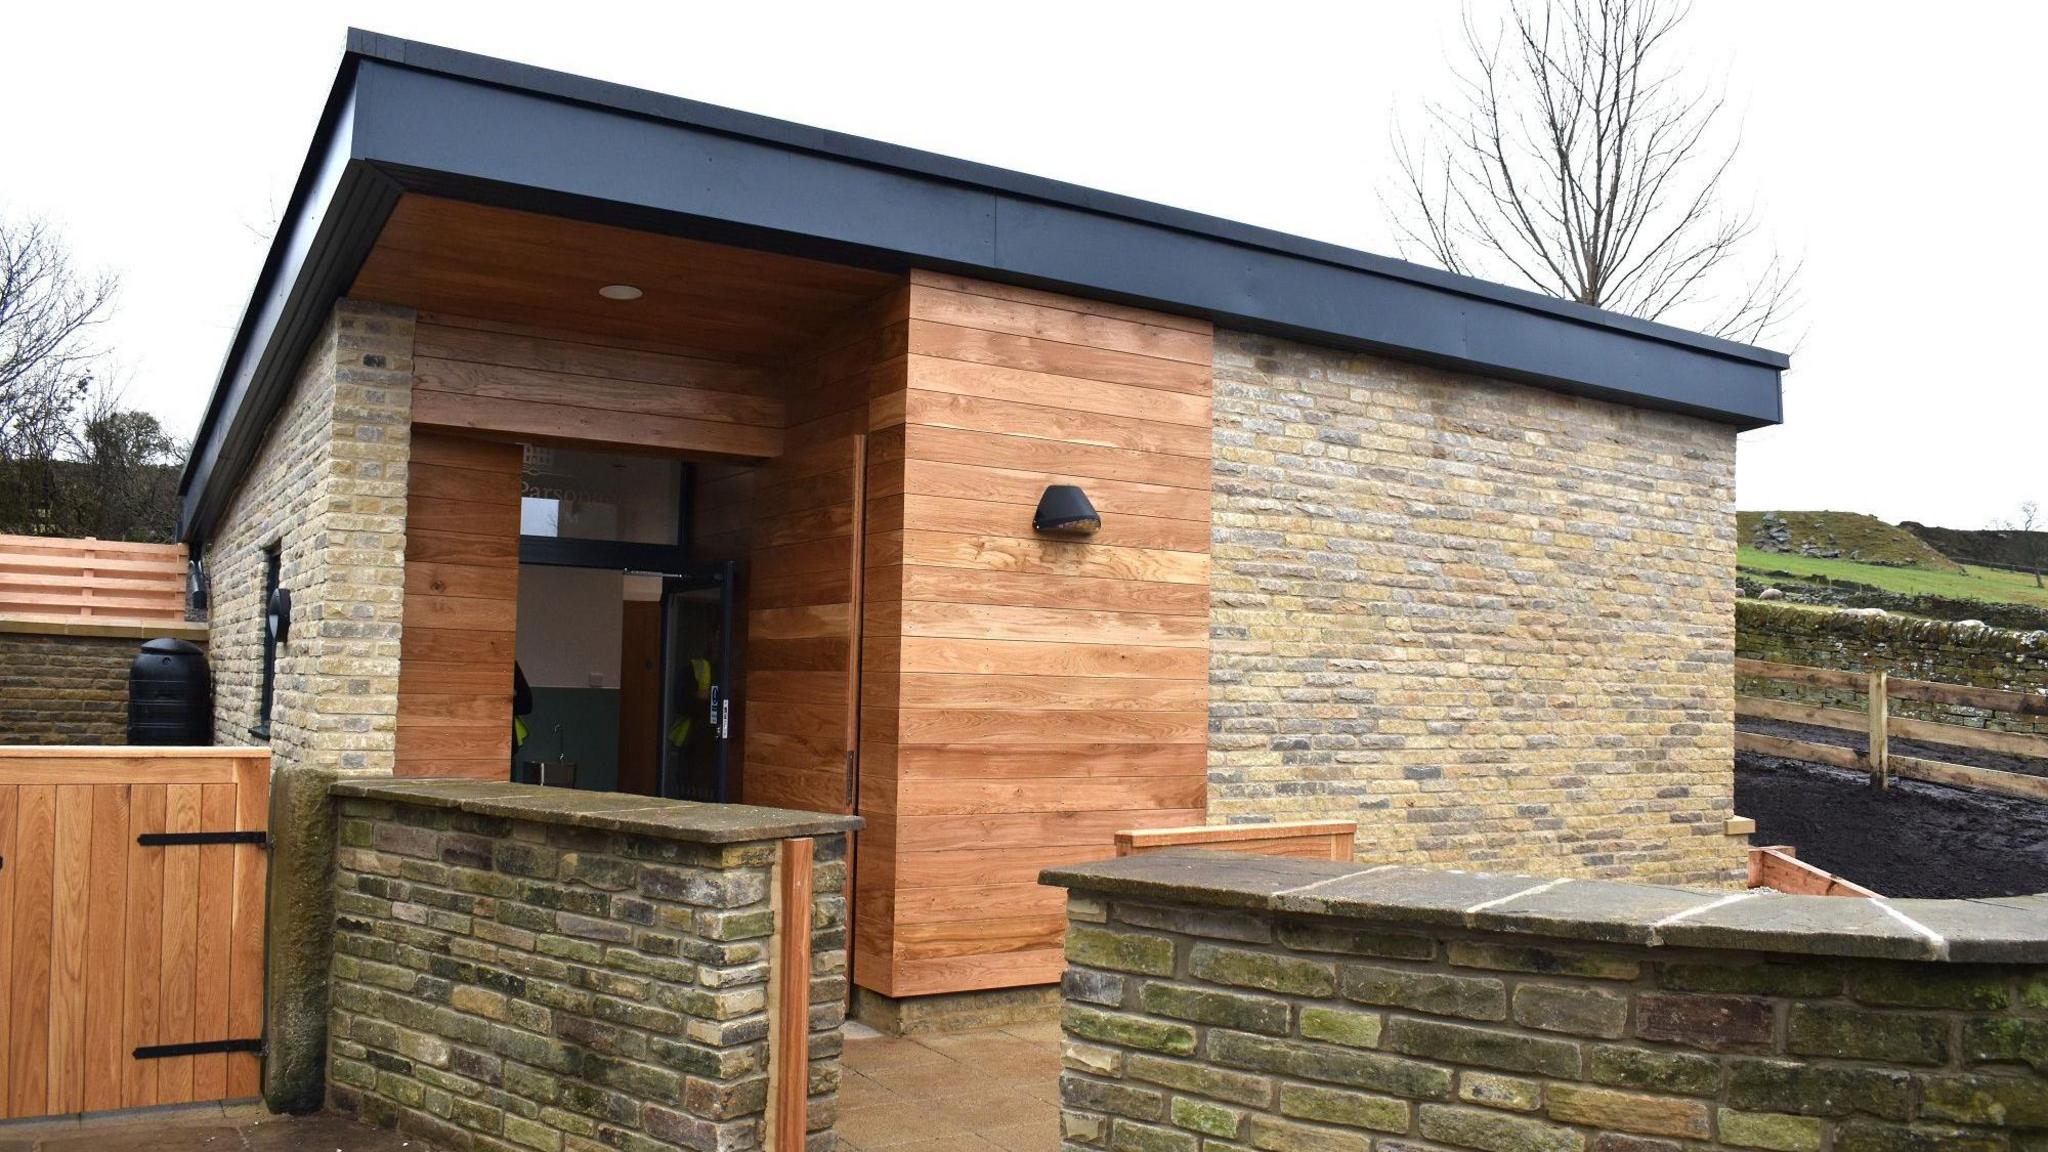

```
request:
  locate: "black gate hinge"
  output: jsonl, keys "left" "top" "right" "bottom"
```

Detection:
{"left": 135, "top": 1037, "right": 266, "bottom": 1060}
{"left": 138, "top": 831, "right": 270, "bottom": 848}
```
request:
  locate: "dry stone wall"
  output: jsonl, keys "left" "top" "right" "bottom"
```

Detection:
{"left": 1209, "top": 331, "right": 1744, "bottom": 887}
{"left": 0, "top": 625, "right": 177, "bottom": 743}
{"left": 1738, "top": 601, "right": 2048, "bottom": 736}
{"left": 328, "top": 781, "right": 857, "bottom": 1152}
{"left": 1049, "top": 853, "right": 2048, "bottom": 1152}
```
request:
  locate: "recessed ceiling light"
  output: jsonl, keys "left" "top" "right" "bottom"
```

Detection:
{"left": 598, "top": 284, "right": 643, "bottom": 301}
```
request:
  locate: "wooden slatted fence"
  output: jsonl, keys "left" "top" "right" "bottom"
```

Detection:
{"left": 0, "top": 747, "right": 268, "bottom": 1120}
{"left": 0, "top": 534, "right": 187, "bottom": 625}
{"left": 1736, "top": 657, "right": 2048, "bottom": 802}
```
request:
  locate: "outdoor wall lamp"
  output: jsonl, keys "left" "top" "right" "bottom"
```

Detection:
{"left": 267, "top": 586, "right": 292, "bottom": 645}
{"left": 188, "top": 557, "right": 209, "bottom": 615}
{"left": 1033, "top": 484, "right": 1101, "bottom": 536}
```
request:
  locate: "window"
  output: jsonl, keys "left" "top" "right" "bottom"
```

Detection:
{"left": 520, "top": 446, "right": 681, "bottom": 545}
{"left": 253, "top": 545, "right": 281, "bottom": 739}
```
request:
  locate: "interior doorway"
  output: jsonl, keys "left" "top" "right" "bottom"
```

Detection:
{"left": 513, "top": 562, "right": 735, "bottom": 798}
{"left": 509, "top": 444, "right": 741, "bottom": 799}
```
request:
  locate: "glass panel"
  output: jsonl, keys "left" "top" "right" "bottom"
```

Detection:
{"left": 660, "top": 578, "right": 728, "bottom": 801}
{"left": 519, "top": 446, "right": 680, "bottom": 545}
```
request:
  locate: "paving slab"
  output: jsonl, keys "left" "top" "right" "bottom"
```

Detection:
{"left": 0, "top": 1106, "right": 422, "bottom": 1152}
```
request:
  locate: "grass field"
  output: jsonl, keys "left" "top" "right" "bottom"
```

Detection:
{"left": 1739, "top": 547, "right": 2048, "bottom": 610}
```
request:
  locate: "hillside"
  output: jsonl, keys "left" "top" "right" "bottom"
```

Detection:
{"left": 1903, "top": 521, "right": 2048, "bottom": 574}
{"left": 1738, "top": 510, "right": 1955, "bottom": 569}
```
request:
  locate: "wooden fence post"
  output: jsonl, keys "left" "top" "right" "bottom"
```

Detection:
{"left": 767, "top": 837, "right": 814, "bottom": 1152}
{"left": 1867, "top": 670, "right": 1890, "bottom": 788}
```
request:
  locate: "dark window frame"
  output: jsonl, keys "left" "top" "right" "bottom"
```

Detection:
{"left": 252, "top": 544, "right": 281, "bottom": 740}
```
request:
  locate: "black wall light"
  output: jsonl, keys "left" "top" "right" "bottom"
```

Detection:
{"left": 1033, "top": 484, "right": 1101, "bottom": 535}
{"left": 187, "top": 557, "right": 210, "bottom": 615}
{"left": 267, "top": 586, "right": 292, "bottom": 645}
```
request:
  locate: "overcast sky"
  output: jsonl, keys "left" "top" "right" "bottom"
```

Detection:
{"left": 3, "top": 3, "right": 2039, "bottom": 530}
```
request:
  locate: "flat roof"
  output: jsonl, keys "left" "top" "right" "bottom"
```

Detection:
{"left": 178, "top": 29, "right": 1788, "bottom": 541}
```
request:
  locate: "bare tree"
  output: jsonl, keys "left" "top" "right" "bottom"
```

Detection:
{"left": 1992, "top": 501, "right": 2047, "bottom": 589}
{"left": 1, "top": 216, "right": 116, "bottom": 464}
{"left": 1388, "top": 0, "right": 1797, "bottom": 344}
{"left": 0, "top": 216, "right": 182, "bottom": 540}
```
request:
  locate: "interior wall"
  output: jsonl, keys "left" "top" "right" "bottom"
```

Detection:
{"left": 394, "top": 431, "right": 523, "bottom": 779}
{"left": 514, "top": 566, "right": 625, "bottom": 792}
{"left": 856, "top": 272, "right": 1214, "bottom": 998}
{"left": 516, "top": 567, "right": 625, "bottom": 688}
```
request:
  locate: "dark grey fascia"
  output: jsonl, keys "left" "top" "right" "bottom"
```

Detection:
{"left": 178, "top": 30, "right": 1788, "bottom": 541}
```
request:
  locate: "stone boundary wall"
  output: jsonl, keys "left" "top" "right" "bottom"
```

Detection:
{"left": 326, "top": 780, "right": 859, "bottom": 1152}
{"left": 1046, "top": 852, "right": 2048, "bottom": 1152}
{"left": 1738, "top": 601, "right": 2048, "bottom": 736}
{"left": 0, "top": 619, "right": 208, "bottom": 745}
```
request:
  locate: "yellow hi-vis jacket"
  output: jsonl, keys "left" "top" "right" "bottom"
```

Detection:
{"left": 666, "top": 658, "right": 714, "bottom": 747}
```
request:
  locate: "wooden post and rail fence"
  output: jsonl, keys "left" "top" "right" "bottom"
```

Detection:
{"left": 1736, "top": 656, "right": 2048, "bottom": 803}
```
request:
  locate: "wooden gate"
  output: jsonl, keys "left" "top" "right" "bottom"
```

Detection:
{"left": 0, "top": 747, "right": 268, "bottom": 1120}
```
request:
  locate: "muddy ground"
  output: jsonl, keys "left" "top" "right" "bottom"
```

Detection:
{"left": 1736, "top": 720, "right": 2048, "bottom": 897}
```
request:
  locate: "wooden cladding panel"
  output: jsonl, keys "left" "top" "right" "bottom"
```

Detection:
{"left": 411, "top": 316, "right": 784, "bottom": 459}
{"left": 739, "top": 289, "right": 905, "bottom": 816}
{"left": 395, "top": 432, "right": 522, "bottom": 779}
{"left": 0, "top": 751, "right": 268, "bottom": 1120}
{"left": 856, "top": 273, "right": 1213, "bottom": 997}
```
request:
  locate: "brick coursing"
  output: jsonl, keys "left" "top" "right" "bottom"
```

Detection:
{"left": 329, "top": 796, "right": 849, "bottom": 1152}
{"left": 1739, "top": 601, "right": 2048, "bottom": 737}
{"left": 0, "top": 630, "right": 146, "bottom": 743}
{"left": 203, "top": 298, "right": 417, "bottom": 1108}
{"left": 1209, "top": 331, "right": 1743, "bottom": 887}
{"left": 1058, "top": 895, "right": 2048, "bottom": 1152}
{"left": 205, "top": 299, "right": 415, "bottom": 772}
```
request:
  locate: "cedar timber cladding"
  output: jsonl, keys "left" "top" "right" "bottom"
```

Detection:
{"left": 394, "top": 431, "right": 522, "bottom": 778}
{"left": 742, "top": 288, "right": 905, "bottom": 816}
{"left": 856, "top": 272, "right": 1213, "bottom": 997}
{"left": 408, "top": 314, "right": 784, "bottom": 458}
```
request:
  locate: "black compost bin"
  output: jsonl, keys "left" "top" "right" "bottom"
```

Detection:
{"left": 129, "top": 637, "right": 210, "bottom": 745}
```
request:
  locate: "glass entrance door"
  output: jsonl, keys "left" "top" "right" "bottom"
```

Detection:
{"left": 658, "top": 561, "right": 735, "bottom": 802}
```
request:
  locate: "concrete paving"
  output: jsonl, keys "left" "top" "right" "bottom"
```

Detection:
{"left": 0, "top": 1022, "right": 1062, "bottom": 1152}
{"left": 0, "top": 1103, "right": 418, "bottom": 1152}
{"left": 838, "top": 1020, "right": 1063, "bottom": 1151}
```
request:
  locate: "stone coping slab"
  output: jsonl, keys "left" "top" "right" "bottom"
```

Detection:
{"left": 0, "top": 614, "right": 208, "bottom": 641}
{"left": 1042, "top": 851, "right": 2048, "bottom": 964}
{"left": 331, "top": 779, "right": 862, "bottom": 843}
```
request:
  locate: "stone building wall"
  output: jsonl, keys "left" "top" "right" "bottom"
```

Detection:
{"left": 206, "top": 299, "right": 416, "bottom": 767}
{"left": 0, "top": 623, "right": 203, "bottom": 743}
{"left": 327, "top": 781, "right": 855, "bottom": 1152}
{"left": 1209, "top": 331, "right": 1744, "bottom": 887}
{"left": 1050, "top": 854, "right": 2048, "bottom": 1152}
{"left": 201, "top": 298, "right": 417, "bottom": 1108}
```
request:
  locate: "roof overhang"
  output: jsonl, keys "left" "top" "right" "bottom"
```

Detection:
{"left": 178, "top": 29, "right": 1789, "bottom": 542}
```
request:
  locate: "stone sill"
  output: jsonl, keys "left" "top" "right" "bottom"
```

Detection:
{"left": 0, "top": 615, "right": 207, "bottom": 642}
{"left": 1042, "top": 852, "right": 2048, "bottom": 965}
{"left": 331, "top": 778, "right": 862, "bottom": 844}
